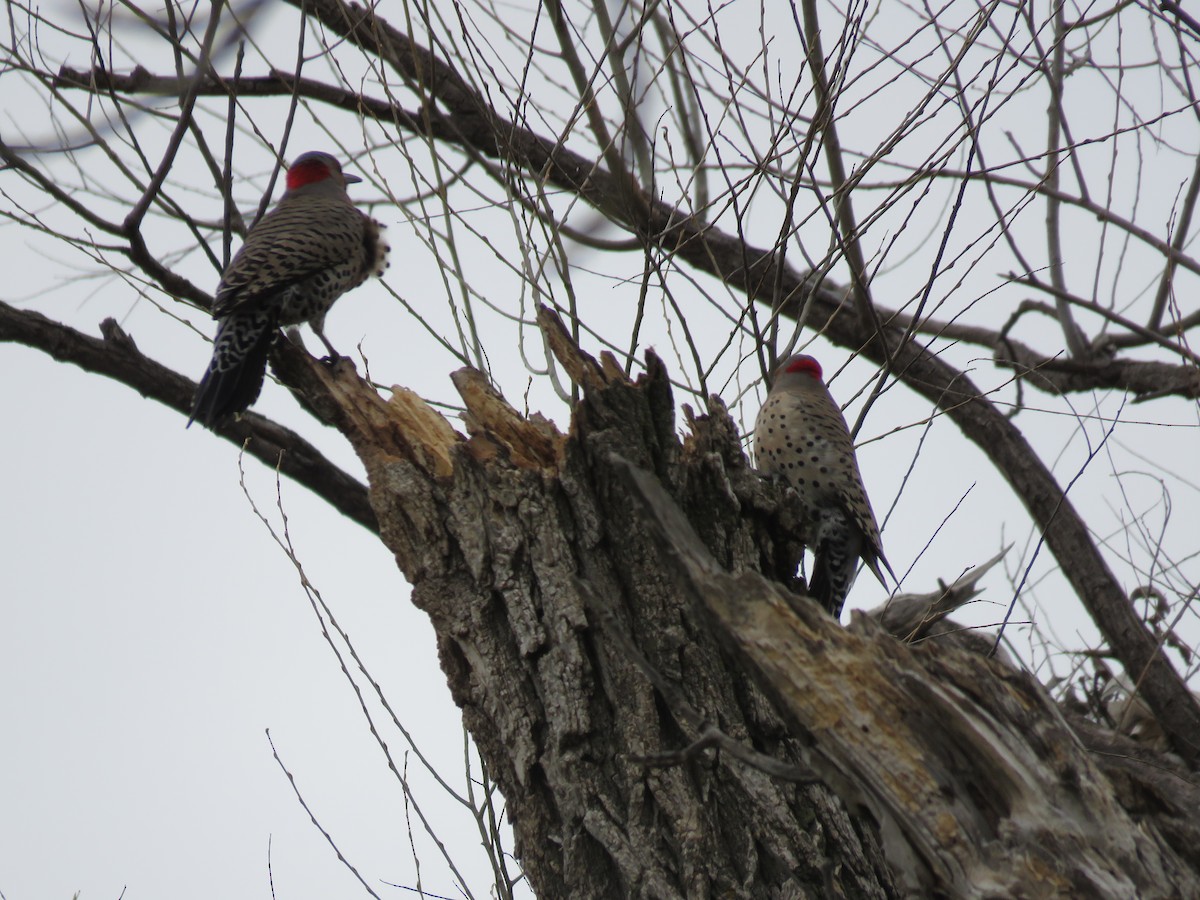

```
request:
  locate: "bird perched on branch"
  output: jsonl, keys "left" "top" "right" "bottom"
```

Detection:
{"left": 754, "top": 354, "right": 894, "bottom": 617}
{"left": 189, "top": 150, "right": 389, "bottom": 428}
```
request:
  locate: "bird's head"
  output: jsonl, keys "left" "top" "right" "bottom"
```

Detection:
{"left": 780, "top": 354, "right": 822, "bottom": 379}
{"left": 771, "top": 353, "right": 825, "bottom": 391}
{"left": 285, "top": 151, "right": 362, "bottom": 193}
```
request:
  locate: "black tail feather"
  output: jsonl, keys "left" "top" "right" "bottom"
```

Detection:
{"left": 188, "top": 314, "right": 275, "bottom": 429}
{"left": 808, "top": 507, "right": 862, "bottom": 618}
{"left": 809, "top": 549, "right": 851, "bottom": 618}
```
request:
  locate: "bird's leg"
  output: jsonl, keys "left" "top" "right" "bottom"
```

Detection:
{"left": 315, "top": 328, "right": 339, "bottom": 360}
{"left": 309, "top": 315, "right": 340, "bottom": 361}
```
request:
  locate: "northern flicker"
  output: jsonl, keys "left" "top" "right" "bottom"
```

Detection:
{"left": 188, "top": 150, "right": 389, "bottom": 428}
{"left": 754, "top": 354, "right": 894, "bottom": 617}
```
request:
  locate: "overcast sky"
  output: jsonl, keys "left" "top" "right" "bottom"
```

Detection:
{"left": 3, "top": 1, "right": 1199, "bottom": 897}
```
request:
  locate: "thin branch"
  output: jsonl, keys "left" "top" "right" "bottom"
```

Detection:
{"left": 1149, "top": 151, "right": 1200, "bottom": 330}
{"left": 122, "top": 0, "right": 224, "bottom": 233}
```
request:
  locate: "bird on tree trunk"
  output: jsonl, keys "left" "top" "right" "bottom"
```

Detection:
{"left": 754, "top": 353, "right": 895, "bottom": 617}
{"left": 189, "top": 150, "right": 389, "bottom": 428}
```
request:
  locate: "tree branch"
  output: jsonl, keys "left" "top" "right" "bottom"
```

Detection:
{"left": 28, "top": 0, "right": 1200, "bottom": 761}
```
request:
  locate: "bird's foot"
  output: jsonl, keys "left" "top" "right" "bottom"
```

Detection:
{"left": 283, "top": 326, "right": 342, "bottom": 363}
{"left": 321, "top": 355, "right": 357, "bottom": 378}
{"left": 314, "top": 330, "right": 340, "bottom": 360}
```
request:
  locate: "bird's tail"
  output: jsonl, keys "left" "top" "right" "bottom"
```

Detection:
{"left": 188, "top": 309, "right": 276, "bottom": 429}
{"left": 808, "top": 507, "right": 863, "bottom": 618}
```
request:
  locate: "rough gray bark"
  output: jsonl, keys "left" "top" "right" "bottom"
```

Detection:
{"left": 270, "top": 308, "right": 1200, "bottom": 899}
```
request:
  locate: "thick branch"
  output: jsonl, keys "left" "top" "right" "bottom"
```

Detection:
{"left": 53, "top": 66, "right": 420, "bottom": 135}
{"left": 1000, "top": 347, "right": 1200, "bottom": 402}
{"left": 0, "top": 300, "right": 377, "bottom": 532}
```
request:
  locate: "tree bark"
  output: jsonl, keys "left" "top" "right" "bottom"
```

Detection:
{"left": 268, "top": 308, "right": 1200, "bottom": 899}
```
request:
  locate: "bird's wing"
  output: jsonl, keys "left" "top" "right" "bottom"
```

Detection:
{"left": 829, "top": 437, "right": 894, "bottom": 586}
{"left": 213, "top": 197, "right": 365, "bottom": 317}
{"left": 848, "top": 491, "right": 894, "bottom": 587}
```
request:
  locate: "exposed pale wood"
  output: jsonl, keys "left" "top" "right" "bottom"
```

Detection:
{"left": 451, "top": 367, "right": 562, "bottom": 469}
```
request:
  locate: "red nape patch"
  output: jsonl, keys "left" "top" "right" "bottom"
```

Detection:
{"left": 286, "top": 159, "right": 333, "bottom": 190}
{"left": 785, "top": 355, "right": 822, "bottom": 379}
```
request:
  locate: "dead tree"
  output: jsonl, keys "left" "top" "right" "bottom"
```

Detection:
{"left": 260, "top": 307, "right": 1199, "bottom": 898}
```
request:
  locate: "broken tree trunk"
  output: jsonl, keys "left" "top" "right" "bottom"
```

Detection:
{"left": 271, "top": 308, "right": 1200, "bottom": 899}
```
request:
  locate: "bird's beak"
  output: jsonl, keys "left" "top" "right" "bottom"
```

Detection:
{"left": 343, "top": 173, "right": 363, "bottom": 185}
